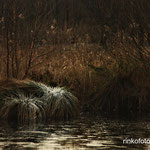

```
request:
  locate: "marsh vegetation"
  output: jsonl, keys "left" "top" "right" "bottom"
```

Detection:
{"left": 0, "top": 0, "right": 150, "bottom": 118}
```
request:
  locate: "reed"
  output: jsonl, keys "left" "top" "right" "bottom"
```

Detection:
{"left": 89, "top": 63, "right": 150, "bottom": 115}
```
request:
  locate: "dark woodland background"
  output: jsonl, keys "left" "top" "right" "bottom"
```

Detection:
{"left": 0, "top": 0, "right": 150, "bottom": 115}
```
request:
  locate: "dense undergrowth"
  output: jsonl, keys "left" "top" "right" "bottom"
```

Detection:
{"left": 87, "top": 63, "right": 150, "bottom": 116}
{"left": 27, "top": 50, "right": 150, "bottom": 116}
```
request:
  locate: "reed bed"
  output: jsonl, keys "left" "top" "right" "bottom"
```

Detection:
{"left": 88, "top": 64, "right": 150, "bottom": 115}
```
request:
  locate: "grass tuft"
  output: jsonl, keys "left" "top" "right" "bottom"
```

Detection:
{"left": 0, "top": 80, "right": 79, "bottom": 123}
{"left": 0, "top": 92, "right": 45, "bottom": 123}
{"left": 44, "top": 87, "right": 79, "bottom": 120}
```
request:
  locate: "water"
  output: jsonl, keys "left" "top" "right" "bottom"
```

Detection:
{"left": 0, "top": 116, "right": 150, "bottom": 150}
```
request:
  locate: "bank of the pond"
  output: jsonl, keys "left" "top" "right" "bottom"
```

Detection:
{"left": 1, "top": 65, "right": 150, "bottom": 123}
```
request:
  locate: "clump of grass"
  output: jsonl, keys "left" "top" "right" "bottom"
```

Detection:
{"left": 0, "top": 80, "right": 43, "bottom": 97}
{"left": 44, "top": 87, "right": 79, "bottom": 120}
{"left": 26, "top": 80, "right": 80, "bottom": 120}
{"left": 0, "top": 92, "right": 45, "bottom": 123}
{"left": 0, "top": 80, "right": 79, "bottom": 122}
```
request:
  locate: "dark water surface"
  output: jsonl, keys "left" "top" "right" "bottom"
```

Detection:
{"left": 0, "top": 116, "right": 150, "bottom": 150}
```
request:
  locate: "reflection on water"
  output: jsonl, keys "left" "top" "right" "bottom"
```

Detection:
{"left": 0, "top": 116, "right": 150, "bottom": 150}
